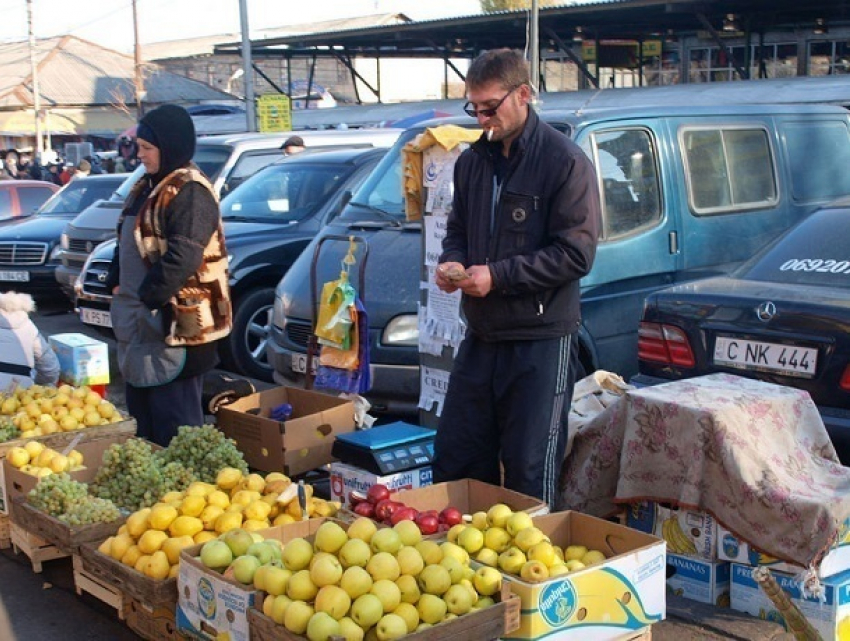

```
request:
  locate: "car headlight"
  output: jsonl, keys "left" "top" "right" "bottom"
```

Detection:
{"left": 60, "top": 232, "right": 68, "bottom": 249}
{"left": 382, "top": 314, "right": 419, "bottom": 346}
{"left": 49, "top": 244, "right": 63, "bottom": 260}
{"left": 273, "top": 294, "right": 287, "bottom": 329}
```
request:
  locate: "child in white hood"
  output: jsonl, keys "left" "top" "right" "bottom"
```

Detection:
{"left": 0, "top": 292, "right": 60, "bottom": 388}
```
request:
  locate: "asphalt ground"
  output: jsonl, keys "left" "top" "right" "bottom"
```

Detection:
{"left": 0, "top": 295, "right": 794, "bottom": 640}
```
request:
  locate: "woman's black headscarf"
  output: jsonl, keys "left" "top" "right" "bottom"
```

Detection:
{"left": 135, "top": 104, "right": 195, "bottom": 184}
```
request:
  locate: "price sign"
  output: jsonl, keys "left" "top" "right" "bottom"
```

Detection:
{"left": 256, "top": 94, "right": 292, "bottom": 133}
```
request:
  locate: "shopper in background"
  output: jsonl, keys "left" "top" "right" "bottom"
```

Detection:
{"left": 106, "top": 104, "right": 233, "bottom": 446}
{"left": 280, "top": 135, "right": 306, "bottom": 156}
{"left": 0, "top": 291, "right": 60, "bottom": 389}
{"left": 433, "top": 48, "right": 601, "bottom": 506}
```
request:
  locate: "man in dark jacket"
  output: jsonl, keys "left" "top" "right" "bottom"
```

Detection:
{"left": 433, "top": 48, "right": 601, "bottom": 506}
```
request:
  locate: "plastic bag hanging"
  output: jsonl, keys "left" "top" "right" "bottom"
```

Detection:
{"left": 314, "top": 238, "right": 358, "bottom": 348}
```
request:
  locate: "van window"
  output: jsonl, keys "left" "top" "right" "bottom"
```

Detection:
{"left": 586, "top": 128, "right": 662, "bottom": 239}
{"left": 682, "top": 126, "right": 777, "bottom": 214}
{"left": 782, "top": 121, "right": 850, "bottom": 202}
{"left": 223, "top": 150, "right": 282, "bottom": 194}
{"left": 192, "top": 145, "right": 232, "bottom": 182}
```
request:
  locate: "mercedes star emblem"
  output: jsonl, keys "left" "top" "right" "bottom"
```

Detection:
{"left": 756, "top": 301, "right": 777, "bottom": 322}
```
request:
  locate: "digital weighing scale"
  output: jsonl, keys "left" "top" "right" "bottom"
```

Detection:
{"left": 332, "top": 422, "right": 436, "bottom": 475}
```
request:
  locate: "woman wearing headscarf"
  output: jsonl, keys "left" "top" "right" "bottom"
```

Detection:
{"left": 105, "top": 104, "right": 232, "bottom": 446}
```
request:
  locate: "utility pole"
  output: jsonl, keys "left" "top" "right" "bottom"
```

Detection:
{"left": 132, "top": 0, "right": 145, "bottom": 119}
{"left": 238, "top": 0, "right": 255, "bottom": 132}
{"left": 26, "top": 0, "right": 43, "bottom": 158}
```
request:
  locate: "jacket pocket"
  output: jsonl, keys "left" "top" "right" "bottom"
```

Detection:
{"left": 498, "top": 191, "right": 544, "bottom": 257}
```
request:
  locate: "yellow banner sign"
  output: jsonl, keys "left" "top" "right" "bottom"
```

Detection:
{"left": 256, "top": 95, "right": 292, "bottom": 133}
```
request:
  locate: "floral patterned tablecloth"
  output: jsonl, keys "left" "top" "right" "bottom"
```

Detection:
{"left": 557, "top": 373, "right": 850, "bottom": 569}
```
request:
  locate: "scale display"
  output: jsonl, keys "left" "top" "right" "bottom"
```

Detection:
{"left": 332, "top": 422, "right": 436, "bottom": 475}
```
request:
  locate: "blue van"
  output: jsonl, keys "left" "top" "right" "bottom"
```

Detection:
{"left": 268, "top": 102, "right": 850, "bottom": 415}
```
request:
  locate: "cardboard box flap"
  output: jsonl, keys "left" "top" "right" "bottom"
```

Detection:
{"left": 532, "top": 511, "right": 662, "bottom": 558}
{"left": 392, "top": 479, "right": 547, "bottom": 515}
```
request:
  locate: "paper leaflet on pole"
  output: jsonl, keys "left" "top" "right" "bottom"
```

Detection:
{"left": 418, "top": 366, "right": 451, "bottom": 417}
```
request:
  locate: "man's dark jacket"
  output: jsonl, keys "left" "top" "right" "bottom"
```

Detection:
{"left": 440, "top": 108, "right": 601, "bottom": 341}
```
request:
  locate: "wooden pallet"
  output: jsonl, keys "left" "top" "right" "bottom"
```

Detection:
{"left": 124, "top": 597, "right": 182, "bottom": 641}
{"left": 10, "top": 522, "right": 68, "bottom": 572}
{"left": 72, "top": 554, "right": 129, "bottom": 620}
{"left": 0, "top": 512, "right": 10, "bottom": 550}
{"left": 78, "top": 541, "right": 177, "bottom": 608}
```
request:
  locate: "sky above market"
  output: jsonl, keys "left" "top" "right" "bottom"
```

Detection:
{"left": 0, "top": 0, "right": 482, "bottom": 52}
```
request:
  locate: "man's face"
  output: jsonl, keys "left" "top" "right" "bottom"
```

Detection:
{"left": 466, "top": 80, "right": 530, "bottom": 144}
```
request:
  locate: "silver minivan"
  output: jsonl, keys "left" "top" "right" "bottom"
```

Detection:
{"left": 54, "top": 128, "right": 402, "bottom": 300}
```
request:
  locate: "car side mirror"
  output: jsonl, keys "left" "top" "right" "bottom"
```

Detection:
{"left": 340, "top": 189, "right": 353, "bottom": 208}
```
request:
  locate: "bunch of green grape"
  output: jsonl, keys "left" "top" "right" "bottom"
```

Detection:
{"left": 154, "top": 425, "right": 248, "bottom": 483}
{"left": 90, "top": 439, "right": 178, "bottom": 510}
{"left": 59, "top": 496, "right": 120, "bottom": 526}
{"left": 0, "top": 417, "right": 20, "bottom": 443}
{"left": 28, "top": 473, "right": 89, "bottom": 515}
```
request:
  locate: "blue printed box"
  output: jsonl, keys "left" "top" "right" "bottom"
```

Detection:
{"left": 48, "top": 332, "right": 110, "bottom": 386}
{"left": 730, "top": 563, "right": 850, "bottom": 639}
{"left": 626, "top": 501, "right": 717, "bottom": 561}
{"left": 667, "top": 552, "right": 730, "bottom": 606}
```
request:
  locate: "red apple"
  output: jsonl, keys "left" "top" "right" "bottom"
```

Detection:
{"left": 417, "top": 514, "right": 440, "bottom": 535}
{"left": 390, "top": 507, "right": 418, "bottom": 526}
{"left": 353, "top": 501, "right": 375, "bottom": 518}
{"left": 374, "top": 499, "right": 402, "bottom": 522}
{"left": 349, "top": 491, "right": 368, "bottom": 507}
{"left": 438, "top": 523, "right": 451, "bottom": 532}
{"left": 439, "top": 507, "right": 463, "bottom": 526}
{"left": 367, "top": 484, "right": 391, "bottom": 505}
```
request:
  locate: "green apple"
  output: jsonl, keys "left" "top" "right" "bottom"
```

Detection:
{"left": 339, "top": 538, "right": 372, "bottom": 569}
{"left": 457, "top": 527, "right": 484, "bottom": 554}
{"left": 315, "top": 585, "right": 352, "bottom": 620}
{"left": 263, "top": 593, "right": 275, "bottom": 618}
{"left": 376, "top": 613, "right": 407, "bottom": 641}
{"left": 566, "top": 559, "right": 587, "bottom": 571}
{"left": 221, "top": 528, "right": 254, "bottom": 557}
{"left": 271, "top": 594, "right": 291, "bottom": 624}
{"left": 393, "top": 520, "right": 422, "bottom": 547}
{"left": 528, "top": 541, "right": 558, "bottom": 568}
{"left": 475, "top": 548, "right": 499, "bottom": 567}
{"left": 370, "top": 528, "right": 402, "bottom": 555}
{"left": 346, "top": 517, "right": 378, "bottom": 543}
{"left": 444, "top": 583, "right": 474, "bottom": 615}
{"left": 350, "top": 593, "right": 383, "bottom": 629}
{"left": 283, "top": 600, "right": 314, "bottom": 635}
{"left": 416, "top": 593, "right": 448, "bottom": 625}
{"left": 473, "top": 566, "right": 502, "bottom": 596}
{"left": 470, "top": 511, "right": 489, "bottom": 530}
{"left": 306, "top": 611, "right": 341, "bottom": 641}
{"left": 395, "top": 574, "right": 420, "bottom": 604}
{"left": 414, "top": 540, "right": 443, "bottom": 565}
{"left": 520, "top": 560, "right": 549, "bottom": 582}
{"left": 366, "top": 551, "right": 400, "bottom": 582}
{"left": 486, "top": 503, "right": 513, "bottom": 528}
{"left": 370, "top": 578, "right": 402, "bottom": 613}
{"left": 392, "top": 602, "right": 419, "bottom": 633}
{"left": 514, "top": 527, "right": 546, "bottom": 553}
{"left": 340, "top": 566, "right": 373, "bottom": 600}
{"left": 505, "top": 511, "right": 534, "bottom": 537}
{"left": 564, "top": 544, "right": 588, "bottom": 561}
{"left": 200, "top": 540, "right": 233, "bottom": 570}
{"left": 417, "top": 564, "right": 451, "bottom": 596}
{"left": 311, "top": 554, "right": 344, "bottom": 587}
{"left": 497, "top": 546, "right": 527, "bottom": 575}
{"left": 263, "top": 565, "right": 292, "bottom": 596}
{"left": 473, "top": 596, "right": 495, "bottom": 610}
{"left": 439, "top": 556, "right": 465, "bottom": 584}
{"left": 439, "top": 542, "right": 469, "bottom": 565}
{"left": 338, "top": 616, "right": 365, "bottom": 641}
{"left": 581, "top": 549, "right": 607, "bottom": 565}
{"left": 314, "top": 521, "right": 348, "bottom": 555}
{"left": 287, "top": 569, "right": 319, "bottom": 602}
{"left": 395, "top": 546, "right": 424, "bottom": 576}
{"left": 247, "top": 541, "right": 277, "bottom": 565}
{"left": 282, "top": 537, "right": 314, "bottom": 571}
{"left": 549, "top": 563, "right": 571, "bottom": 577}
{"left": 483, "top": 526, "right": 512, "bottom": 553}
{"left": 230, "top": 554, "right": 261, "bottom": 584}
{"left": 446, "top": 524, "right": 467, "bottom": 544}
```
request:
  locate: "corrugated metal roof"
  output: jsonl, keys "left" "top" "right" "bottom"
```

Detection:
{"left": 0, "top": 35, "right": 235, "bottom": 109}
{"left": 143, "top": 13, "right": 411, "bottom": 61}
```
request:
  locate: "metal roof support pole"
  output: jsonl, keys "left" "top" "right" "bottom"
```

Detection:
{"left": 333, "top": 51, "right": 381, "bottom": 103}
{"left": 530, "top": 0, "right": 540, "bottom": 94}
{"left": 238, "top": 0, "right": 255, "bottom": 132}
{"left": 376, "top": 56, "right": 382, "bottom": 104}
{"left": 544, "top": 27, "right": 599, "bottom": 89}
{"left": 444, "top": 57, "right": 449, "bottom": 99}
{"left": 287, "top": 56, "right": 292, "bottom": 96}
{"left": 695, "top": 13, "right": 747, "bottom": 80}
{"left": 306, "top": 53, "right": 317, "bottom": 108}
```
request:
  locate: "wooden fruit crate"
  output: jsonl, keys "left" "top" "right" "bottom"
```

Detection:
{"left": 78, "top": 541, "right": 178, "bottom": 608}
{"left": 0, "top": 512, "right": 10, "bottom": 549}
{"left": 248, "top": 581, "right": 521, "bottom": 640}
{"left": 10, "top": 521, "right": 68, "bottom": 572}
{"left": 10, "top": 496, "right": 125, "bottom": 555}
{"left": 72, "top": 554, "right": 129, "bottom": 620}
{"left": 125, "top": 596, "right": 182, "bottom": 641}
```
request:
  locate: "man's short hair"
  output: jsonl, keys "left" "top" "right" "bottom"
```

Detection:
{"left": 280, "top": 135, "right": 305, "bottom": 150}
{"left": 466, "top": 48, "right": 530, "bottom": 91}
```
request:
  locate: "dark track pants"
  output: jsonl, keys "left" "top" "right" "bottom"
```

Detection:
{"left": 433, "top": 333, "right": 578, "bottom": 507}
{"left": 125, "top": 374, "right": 205, "bottom": 446}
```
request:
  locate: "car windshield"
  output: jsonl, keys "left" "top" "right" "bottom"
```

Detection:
{"left": 38, "top": 178, "right": 122, "bottom": 215}
{"left": 221, "top": 161, "right": 354, "bottom": 222}
{"left": 741, "top": 207, "right": 850, "bottom": 289}
{"left": 339, "top": 128, "right": 422, "bottom": 221}
{"left": 193, "top": 145, "right": 232, "bottom": 182}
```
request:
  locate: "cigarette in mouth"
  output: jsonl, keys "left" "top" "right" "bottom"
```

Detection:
{"left": 487, "top": 129, "right": 493, "bottom": 141}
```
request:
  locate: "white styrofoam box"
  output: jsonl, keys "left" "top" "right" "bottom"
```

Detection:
{"left": 329, "top": 461, "right": 432, "bottom": 508}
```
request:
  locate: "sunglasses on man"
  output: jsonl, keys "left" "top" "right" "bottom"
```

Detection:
{"left": 463, "top": 86, "right": 519, "bottom": 118}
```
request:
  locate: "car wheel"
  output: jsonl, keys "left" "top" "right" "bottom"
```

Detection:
{"left": 223, "top": 287, "right": 275, "bottom": 382}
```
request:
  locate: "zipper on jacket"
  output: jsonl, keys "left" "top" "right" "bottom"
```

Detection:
{"left": 536, "top": 295, "right": 544, "bottom": 316}
{"left": 487, "top": 149, "right": 524, "bottom": 262}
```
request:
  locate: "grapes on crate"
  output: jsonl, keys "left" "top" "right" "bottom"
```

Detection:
{"left": 28, "top": 473, "right": 120, "bottom": 525}
{"left": 153, "top": 425, "right": 248, "bottom": 483}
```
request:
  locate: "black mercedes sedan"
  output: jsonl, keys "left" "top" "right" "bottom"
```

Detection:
{"left": 632, "top": 199, "right": 850, "bottom": 463}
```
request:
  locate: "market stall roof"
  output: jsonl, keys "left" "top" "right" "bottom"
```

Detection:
{"left": 0, "top": 35, "right": 236, "bottom": 110}
{"left": 214, "top": 0, "right": 848, "bottom": 62}
{"left": 0, "top": 107, "right": 135, "bottom": 137}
